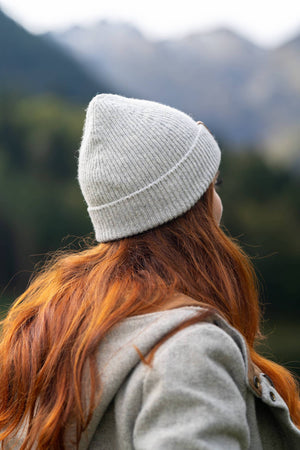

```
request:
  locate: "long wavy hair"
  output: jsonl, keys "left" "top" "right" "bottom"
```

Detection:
{"left": 0, "top": 181, "right": 299, "bottom": 449}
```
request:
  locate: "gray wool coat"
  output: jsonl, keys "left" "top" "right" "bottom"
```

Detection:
{"left": 8, "top": 304, "right": 300, "bottom": 449}
{"left": 72, "top": 304, "right": 300, "bottom": 449}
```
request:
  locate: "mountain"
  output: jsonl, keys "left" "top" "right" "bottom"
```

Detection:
{"left": 47, "top": 21, "right": 300, "bottom": 168}
{"left": 0, "top": 9, "right": 114, "bottom": 103}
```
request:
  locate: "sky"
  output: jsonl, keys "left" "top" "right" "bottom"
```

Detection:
{"left": 1, "top": 0, "right": 300, "bottom": 48}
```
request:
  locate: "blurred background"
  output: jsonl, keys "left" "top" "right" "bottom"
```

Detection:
{"left": 0, "top": 1, "right": 299, "bottom": 375}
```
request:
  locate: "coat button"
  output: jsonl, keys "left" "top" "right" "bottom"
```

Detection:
{"left": 253, "top": 376, "right": 261, "bottom": 389}
{"left": 269, "top": 391, "right": 276, "bottom": 402}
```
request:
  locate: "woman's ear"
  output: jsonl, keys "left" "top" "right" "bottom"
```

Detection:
{"left": 196, "top": 121, "right": 212, "bottom": 134}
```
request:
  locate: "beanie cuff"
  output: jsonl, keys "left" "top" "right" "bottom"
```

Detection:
{"left": 87, "top": 125, "right": 221, "bottom": 242}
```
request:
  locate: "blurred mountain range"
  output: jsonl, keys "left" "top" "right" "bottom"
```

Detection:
{"left": 0, "top": 9, "right": 114, "bottom": 103}
{"left": 45, "top": 20, "right": 300, "bottom": 169}
{"left": 0, "top": 7, "right": 299, "bottom": 168}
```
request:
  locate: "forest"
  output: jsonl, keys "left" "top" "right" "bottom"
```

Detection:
{"left": 0, "top": 91, "right": 299, "bottom": 376}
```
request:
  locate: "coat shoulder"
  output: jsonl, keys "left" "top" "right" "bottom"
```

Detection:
{"left": 144, "top": 320, "right": 248, "bottom": 397}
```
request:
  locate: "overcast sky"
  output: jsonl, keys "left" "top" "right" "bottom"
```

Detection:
{"left": 1, "top": 0, "right": 300, "bottom": 48}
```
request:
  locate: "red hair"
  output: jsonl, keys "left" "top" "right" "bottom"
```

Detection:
{"left": 0, "top": 181, "right": 299, "bottom": 448}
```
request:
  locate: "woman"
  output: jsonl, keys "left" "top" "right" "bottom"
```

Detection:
{"left": 0, "top": 94, "right": 299, "bottom": 449}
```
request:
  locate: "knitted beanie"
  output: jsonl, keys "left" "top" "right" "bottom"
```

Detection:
{"left": 77, "top": 93, "right": 221, "bottom": 242}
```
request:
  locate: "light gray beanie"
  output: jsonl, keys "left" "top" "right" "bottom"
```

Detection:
{"left": 77, "top": 93, "right": 221, "bottom": 242}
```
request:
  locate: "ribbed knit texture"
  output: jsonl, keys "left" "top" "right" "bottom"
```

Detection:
{"left": 77, "top": 93, "right": 221, "bottom": 242}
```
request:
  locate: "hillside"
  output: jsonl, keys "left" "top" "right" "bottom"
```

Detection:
{"left": 48, "top": 21, "right": 300, "bottom": 167}
{"left": 0, "top": 9, "right": 113, "bottom": 103}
